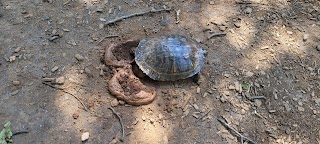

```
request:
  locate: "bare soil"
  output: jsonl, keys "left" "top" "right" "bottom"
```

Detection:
{"left": 1, "top": 0, "right": 320, "bottom": 144}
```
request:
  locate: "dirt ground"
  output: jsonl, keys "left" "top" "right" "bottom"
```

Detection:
{"left": 1, "top": 0, "right": 320, "bottom": 143}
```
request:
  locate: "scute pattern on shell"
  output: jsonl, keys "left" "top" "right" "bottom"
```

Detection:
{"left": 135, "top": 35, "right": 205, "bottom": 81}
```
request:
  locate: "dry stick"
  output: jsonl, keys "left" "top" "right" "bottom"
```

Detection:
{"left": 97, "top": 35, "right": 119, "bottom": 44}
{"left": 249, "top": 96, "right": 266, "bottom": 100}
{"left": 218, "top": 118, "right": 257, "bottom": 144}
{"left": 196, "top": 109, "right": 211, "bottom": 122}
{"left": 207, "top": 33, "right": 227, "bottom": 40}
{"left": 235, "top": 1, "right": 253, "bottom": 4}
{"left": 104, "top": 9, "right": 172, "bottom": 26}
{"left": 108, "top": 107, "right": 125, "bottom": 140}
{"left": 42, "top": 82, "right": 89, "bottom": 111}
{"left": 12, "top": 131, "right": 29, "bottom": 136}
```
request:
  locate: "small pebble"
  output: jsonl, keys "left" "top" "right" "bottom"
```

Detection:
{"left": 254, "top": 99, "right": 262, "bottom": 107}
{"left": 246, "top": 71, "right": 254, "bottom": 77}
{"left": 313, "top": 110, "right": 317, "bottom": 114}
{"left": 75, "top": 54, "right": 84, "bottom": 61}
{"left": 234, "top": 81, "right": 241, "bottom": 92}
{"left": 84, "top": 67, "right": 93, "bottom": 77}
{"left": 14, "top": 47, "right": 21, "bottom": 53}
{"left": 149, "top": 118, "right": 154, "bottom": 124}
{"left": 220, "top": 96, "right": 226, "bottom": 103}
{"left": 316, "top": 44, "right": 320, "bottom": 51}
{"left": 209, "top": 1, "right": 214, "bottom": 5}
{"left": 287, "top": 31, "right": 293, "bottom": 35}
{"left": 229, "top": 29, "right": 235, "bottom": 33}
{"left": 303, "top": 34, "right": 308, "bottom": 42}
{"left": 298, "top": 106, "right": 305, "bottom": 112}
{"left": 269, "top": 110, "right": 276, "bottom": 113}
{"left": 196, "top": 87, "right": 201, "bottom": 94}
{"left": 51, "top": 66, "right": 59, "bottom": 73}
{"left": 81, "top": 132, "right": 90, "bottom": 141}
{"left": 96, "top": 7, "right": 104, "bottom": 13}
{"left": 9, "top": 56, "right": 16, "bottom": 62}
{"left": 12, "top": 80, "right": 20, "bottom": 86}
{"left": 99, "top": 23, "right": 104, "bottom": 29}
{"left": 52, "top": 29, "right": 57, "bottom": 35}
{"left": 228, "top": 85, "right": 235, "bottom": 90}
{"left": 21, "top": 10, "right": 28, "bottom": 14}
{"left": 111, "top": 98, "right": 119, "bottom": 107}
{"left": 141, "top": 116, "right": 146, "bottom": 121}
{"left": 118, "top": 100, "right": 125, "bottom": 105}
{"left": 23, "top": 14, "right": 33, "bottom": 18}
{"left": 218, "top": 26, "right": 227, "bottom": 31}
{"left": 203, "top": 92, "right": 208, "bottom": 97}
{"left": 223, "top": 73, "right": 230, "bottom": 78}
{"left": 42, "top": 16, "right": 50, "bottom": 20}
{"left": 158, "top": 114, "right": 163, "bottom": 119}
{"left": 5, "top": 5, "right": 11, "bottom": 9}
{"left": 56, "top": 76, "right": 65, "bottom": 84}
{"left": 244, "top": 7, "right": 252, "bottom": 14}
{"left": 99, "top": 18, "right": 107, "bottom": 22}
{"left": 11, "top": 90, "right": 19, "bottom": 96}
{"left": 223, "top": 90, "right": 230, "bottom": 96}
{"left": 62, "top": 28, "right": 70, "bottom": 32}
{"left": 284, "top": 103, "right": 291, "bottom": 112}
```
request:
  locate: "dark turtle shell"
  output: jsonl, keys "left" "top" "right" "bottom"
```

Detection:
{"left": 135, "top": 35, "right": 205, "bottom": 81}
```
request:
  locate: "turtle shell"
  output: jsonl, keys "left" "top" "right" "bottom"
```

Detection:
{"left": 135, "top": 35, "right": 205, "bottom": 81}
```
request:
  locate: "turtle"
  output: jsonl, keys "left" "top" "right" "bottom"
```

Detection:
{"left": 104, "top": 35, "right": 205, "bottom": 105}
{"left": 134, "top": 35, "right": 205, "bottom": 82}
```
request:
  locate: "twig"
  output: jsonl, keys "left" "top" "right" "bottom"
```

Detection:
{"left": 63, "top": 0, "right": 71, "bottom": 5}
{"left": 42, "top": 82, "right": 88, "bottom": 111}
{"left": 249, "top": 96, "right": 266, "bottom": 101}
{"left": 108, "top": 107, "right": 125, "bottom": 140}
{"left": 12, "top": 131, "right": 29, "bottom": 136}
{"left": 254, "top": 110, "right": 264, "bottom": 119}
{"left": 196, "top": 109, "right": 211, "bottom": 122}
{"left": 104, "top": 9, "right": 172, "bottom": 26}
{"left": 207, "top": 33, "right": 226, "bottom": 40}
{"left": 97, "top": 35, "right": 119, "bottom": 44}
{"left": 218, "top": 118, "right": 257, "bottom": 144}
{"left": 236, "top": 1, "right": 253, "bottom": 4}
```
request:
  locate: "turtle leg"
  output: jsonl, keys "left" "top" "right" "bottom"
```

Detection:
{"left": 193, "top": 73, "right": 201, "bottom": 84}
{"left": 132, "top": 63, "right": 146, "bottom": 79}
